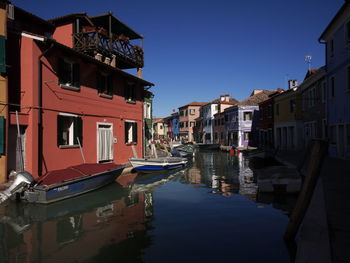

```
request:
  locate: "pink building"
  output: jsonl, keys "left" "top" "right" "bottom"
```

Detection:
{"left": 6, "top": 6, "right": 154, "bottom": 180}
{"left": 178, "top": 102, "right": 207, "bottom": 142}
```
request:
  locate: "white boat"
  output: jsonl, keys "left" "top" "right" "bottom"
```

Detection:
{"left": 129, "top": 157, "right": 188, "bottom": 173}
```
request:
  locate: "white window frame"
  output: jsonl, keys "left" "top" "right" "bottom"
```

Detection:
{"left": 125, "top": 120, "right": 138, "bottom": 144}
{"left": 58, "top": 113, "right": 79, "bottom": 148}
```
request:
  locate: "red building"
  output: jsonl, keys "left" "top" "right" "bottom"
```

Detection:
{"left": 6, "top": 6, "right": 154, "bottom": 180}
{"left": 257, "top": 89, "right": 283, "bottom": 148}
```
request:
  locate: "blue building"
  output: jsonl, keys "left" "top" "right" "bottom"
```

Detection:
{"left": 171, "top": 112, "right": 180, "bottom": 141}
{"left": 319, "top": 2, "right": 350, "bottom": 159}
{"left": 225, "top": 90, "right": 276, "bottom": 148}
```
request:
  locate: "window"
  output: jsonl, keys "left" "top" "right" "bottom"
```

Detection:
{"left": 321, "top": 81, "right": 326, "bottom": 102}
{"left": 125, "top": 82, "right": 136, "bottom": 103}
{"left": 308, "top": 88, "right": 316, "bottom": 107}
{"left": 244, "top": 132, "right": 250, "bottom": 141}
{"left": 185, "top": 122, "right": 188, "bottom": 127}
{"left": 97, "top": 73, "right": 113, "bottom": 97}
{"left": 160, "top": 125, "right": 163, "bottom": 130}
{"left": 220, "top": 132, "right": 224, "bottom": 140}
{"left": 330, "top": 126, "right": 336, "bottom": 145}
{"left": 225, "top": 115, "right": 228, "bottom": 122}
{"left": 144, "top": 102, "right": 151, "bottom": 119}
{"left": 180, "top": 111, "right": 184, "bottom": 116}
{"left": 185, "top": 110, "right": 188, "bottom": 116}
{"left": 189, "top": 109, "right": 195, "bottom": 115}
{"left": 290, "top": 99, "right": 296, "bottom": 113}
{"left": 268, "top": 104, "right": 272, "bottom": 118}
{"left": 125, "top": 121, "right": 138, "bottom": 144}
{"left": 58, "top": 59, "right": 80, "bottom": 90}
{"left": 346, "top": 21, "right": 350, "bottom": 43}
{"left": 221, "top": 118, "right": 225, "bottom": 125}
{"left": 347, "top": 66, "right": 350, "bottom": 91}
{"left": 331, "top": 77, "right": 335, "bottom": 98}
{"left": 243, "top": 112, "right": 252, "bottom": 121}
{"left": 276, "top": 104, "right": 280, "bottom": 116}
{"left": 57, "top": 114, "right": 82, "bottom": 147}
{"left": 180, "top": 122, "right": 184, "bottom": 128}
{"left": 214, "top": 133, "right": 218, "bottom": 140}
{"left": 329, "top": 39, "right": 334, "bottom": 57}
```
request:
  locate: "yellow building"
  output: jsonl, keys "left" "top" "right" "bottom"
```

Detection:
{"left": 0, "top": 1, "right": 8, "bottom": 182}
{"left": 274, "top": 81, "right": 303, "bottom": 150}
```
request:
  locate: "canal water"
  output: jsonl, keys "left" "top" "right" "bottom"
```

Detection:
{"left": 0, "top": 150, "right": 296, "bottom": 263}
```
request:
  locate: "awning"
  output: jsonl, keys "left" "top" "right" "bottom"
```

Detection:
{"left": 90, "top": 13, "right": 143, "bottom": 40}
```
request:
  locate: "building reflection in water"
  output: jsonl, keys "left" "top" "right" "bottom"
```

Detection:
{"left": 185, "top": 150, "right": 296, "bottom": 212}
{"left": 184, "top": 150, "right": 257, "bottom": 199}
{"left": 0, "top": 173, "right": 154, "bottom": 263}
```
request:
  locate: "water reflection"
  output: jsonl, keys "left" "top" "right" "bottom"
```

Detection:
{"left": 184, "top": 151, "right": 258, "bottom": 199}
{"left": 0, "top": 151, "right": 295, "bottom": 263}
{"left": 0, "top": 179, "right": 153, "bottom": 263}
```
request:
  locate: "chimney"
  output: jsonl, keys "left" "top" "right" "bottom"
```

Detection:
{"left": 95, "top": 53, "right": 102, "bottom": 62}
{"left": 110, "top": 55, "right": 116, "bottom": 67}
{"left": 288, "top": 80, "right": 298, "bottom": 89}
{"left": 220, "top": 94, "right": 230, "bottom": 102}
{"left": 104, "top": 57, "right": 111, "bottom": 65}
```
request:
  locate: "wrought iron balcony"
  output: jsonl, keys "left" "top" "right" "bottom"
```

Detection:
{"left": 73, "top": 28, "right": 144, "bottom": 69}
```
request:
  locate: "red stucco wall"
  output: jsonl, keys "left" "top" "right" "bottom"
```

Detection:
{"left": 19, "top": 38, "right": 145, "bottom": 177}
{"left": 52, "top": 23, "right": 74, "bottom": 48}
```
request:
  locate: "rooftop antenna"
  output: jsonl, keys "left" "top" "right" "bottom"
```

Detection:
{"left": 305, "top": 55, "right": 312, "bottom": 70}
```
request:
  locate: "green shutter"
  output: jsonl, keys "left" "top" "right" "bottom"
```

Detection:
{"left": 57, "top": 115, "right": 63, "bottom": 147}
{"left": 73, "top": 117, "right": 83, "bottom": 146}
{"left": 0, "top": 36, "right": 5, "bottom": 73}
{"left": 73, "top": 63, "right": 80, "bottom": 87}
{"left": 0, "top": 117, "right": 4, "bottom": 154}
{"left": 133, "top": 123, "right": 138, "bottom": 143}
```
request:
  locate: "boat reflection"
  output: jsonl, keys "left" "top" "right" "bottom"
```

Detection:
{"left": 0, "top": 177, "right": 153, "bottom": 263}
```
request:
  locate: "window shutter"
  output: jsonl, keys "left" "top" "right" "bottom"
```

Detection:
{"left": 74, "top": 117, "right": 83, "bottom": 146}
{"left": 73, "top": 63, "right": 80, "bottom": 87}
{"left": 0, "top": 116, "right": 4, "bottom": 154}
{"left": 124, "top": 122, "right": 128, "bottom": 143}
{"left": 0, "top": 36, "right": 6, "bottom": 73}
{"left": 133, "top": 123, "right": 138, "bottom": 143}
{"left": 57, "top": 115, "right": 63, "bottom": 146}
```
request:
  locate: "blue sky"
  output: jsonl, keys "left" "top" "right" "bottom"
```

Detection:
{"left": 14, "top": 0, "right": 343, "bottom": 117}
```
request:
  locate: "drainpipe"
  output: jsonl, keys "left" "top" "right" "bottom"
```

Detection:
{"left": 37, "top": 42, "right": 54, "bottom": 177}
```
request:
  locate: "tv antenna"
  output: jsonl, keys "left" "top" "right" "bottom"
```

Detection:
{"left": 305, "top": 55, "right": 312, "bottom": 70}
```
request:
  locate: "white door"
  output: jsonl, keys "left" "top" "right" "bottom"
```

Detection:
{"left": 97, "top": 124, "right": 113, "bottom": 162}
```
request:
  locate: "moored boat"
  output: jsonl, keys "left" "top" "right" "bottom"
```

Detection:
{"left": 129, "top": 157, "right": 188, "bottom": 172}
{"left": 195, "top": 143, "right": 220, "bottom": 150}
{"left": 0, "top": 163, "right": 126, "bottom": 204}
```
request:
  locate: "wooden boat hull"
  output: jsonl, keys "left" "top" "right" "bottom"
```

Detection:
{"left": 129, "top": 157, "right": 187, "bottom": 172}
{"left": 22, "top": 164, "right": 126, "bottom": 204}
